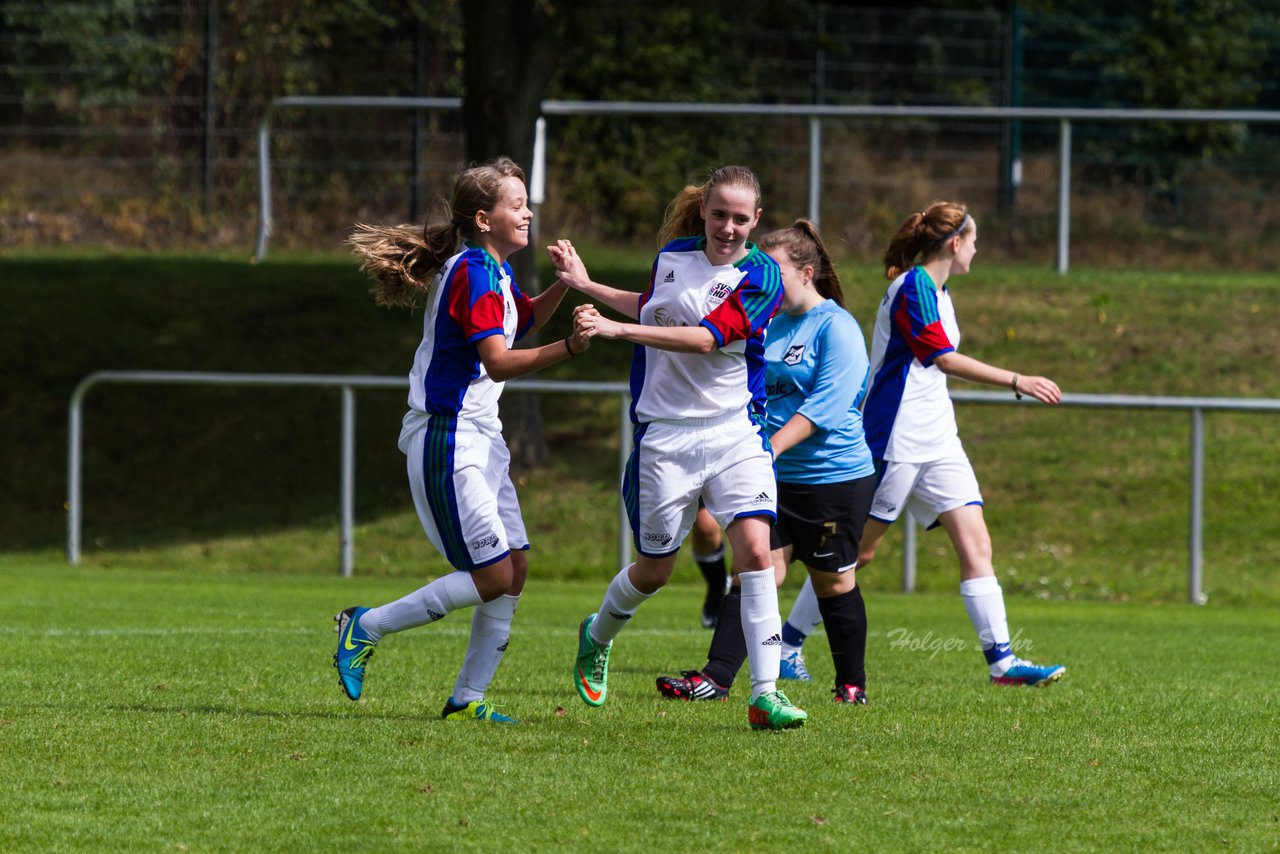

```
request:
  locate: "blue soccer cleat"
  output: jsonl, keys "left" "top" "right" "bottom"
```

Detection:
{"left": 333, "top": 606, "right": 377, "bottom": 700}
{"left": 992, "top": 659, "right": 1066, "bottom": 686}
{"left": 779, "top": 647, "right": 812, "bottom": 681}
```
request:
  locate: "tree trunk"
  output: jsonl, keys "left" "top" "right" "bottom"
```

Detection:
{"left": 461, "top": 0, "right": 570, "bottom": 471}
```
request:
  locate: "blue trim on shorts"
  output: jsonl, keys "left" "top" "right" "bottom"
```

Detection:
{"left": 471, "top": 549, "right": 511, "bottom": 570}
{"left": 623, "top": 422, "right": 647, "bottom": 554}
{"left": 733, "top": 509, "right": 777, "bottom": 525}
{"left": 422, "top": 416, "right": 471, "bottom": 570}
{"left": 636, "top": 544, "right": 682, "bottom": 559}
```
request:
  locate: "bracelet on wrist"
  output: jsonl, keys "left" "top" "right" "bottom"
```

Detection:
{"left": 1011, "top": 373, "right": 1023, "bottom": 400}
{"left": 563, "top": 337, "right": 577, "bottom": 358}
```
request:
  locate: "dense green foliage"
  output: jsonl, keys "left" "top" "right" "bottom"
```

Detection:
{"left": 2, "top": 558, "right": 1277, "bottom": 851}
{"left": 4, "top": 1, "right": 1279, "bottom": 251}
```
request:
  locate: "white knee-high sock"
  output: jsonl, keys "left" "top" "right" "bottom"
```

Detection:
{"left": 590, "top": 564, "right": 655, "bottom": 646}
{"left": 360, "top": 571, "right": 482, "bottom": 642}
{"left": 739, "top": 568, "right": 782, "bottom": 701}
{"left": 450, "top": 593, "right": 520, "bottom": 705}
{"left": 782, "top": 575, "right": 822, "bottom": 650}
{"left": 960, "top": 575, "right": 1015, "bottom": 674}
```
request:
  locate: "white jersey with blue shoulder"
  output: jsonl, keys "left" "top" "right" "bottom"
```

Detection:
{"left": 398, "top": 243, "right": 534, "bottom": 449}
{"left": 628, "top": 237, "right": 783, "bottom": 424}
{"left": 864, "top": 266, "right": 962, "bottom": 463}
{"left": 765, "top": 299, "right": 875, "bottom": 484}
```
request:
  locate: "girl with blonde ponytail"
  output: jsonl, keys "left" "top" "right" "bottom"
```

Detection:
{"left": 333, "top": 157, "right": 593, "bottom": 724}
{"left": 658, "top": 219, "right": 879, "bottom": 707}
{"left": 548, "top": 165, "right": 810, "bottom": 730}
{"left": 861, "top": 201, "right": 1068, "bottom": 687}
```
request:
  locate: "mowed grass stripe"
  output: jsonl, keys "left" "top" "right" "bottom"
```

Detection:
{"left": 1, "top": 556, "right": 1276, "bottom": 852}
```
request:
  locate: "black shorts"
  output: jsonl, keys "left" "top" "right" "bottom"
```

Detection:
{"left": 770, "top": 475, "right": 876, "bottom": 572}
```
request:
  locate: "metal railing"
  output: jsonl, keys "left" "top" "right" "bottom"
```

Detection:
{"left": 898, "top": 390, "right": 1280, "bottom": 605}
{"left": 253, "top": 96, "right": 1280, "bottom": 272}
{"left": 66, "top": 370, "right": 632, "bottom": 576}
{"left": 67, "top": 371, "right": 1279, "bottom": 603}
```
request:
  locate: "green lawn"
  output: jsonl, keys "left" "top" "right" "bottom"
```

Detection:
{"left": 2, "top": 555, "right": 1276, "bottom": 851}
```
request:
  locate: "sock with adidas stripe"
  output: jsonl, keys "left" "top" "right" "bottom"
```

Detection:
{"left": 449, "top": 593, "right": 520, "bottom": 705}
{"left": 361, "top": 571, "right": 482, "bottom": 642}
{"left": 591, "top": 563, "right": 654, "bottom": 646}
{"left": 739, "top": 567, "right": 782, "bottom": 702}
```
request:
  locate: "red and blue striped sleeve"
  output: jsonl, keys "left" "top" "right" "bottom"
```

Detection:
{"left": 447, "top": 254, "right": 506, "bottom": 343}
{"left": 700, "top": 254, "right": 783, "bottom": 347}
{"left": 893, "top": 269, "right": 955, "bottom": 366}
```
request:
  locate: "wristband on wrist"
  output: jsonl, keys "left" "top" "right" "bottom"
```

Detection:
{"left": 564, "top": 337, "right": 577, "bottom": 358}
{"left": 1011, "top": 373, "right": 1023, "bottom": 400}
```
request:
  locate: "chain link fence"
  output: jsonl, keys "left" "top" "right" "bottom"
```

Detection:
{"left": 3, "top": 1, "right": 1278, "bottom": 266}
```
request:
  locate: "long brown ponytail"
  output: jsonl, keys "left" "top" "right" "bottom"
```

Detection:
{"left": 757, "top": 218, "right": 846, "bottom": 310}
{"left": 657, "top": 164, "right": 762, "bottom": 247}
{"left": 349, "top": 156, "right": 526, "bottom": 308}
{"left": 882, "top": 201, "right": 972, "bottom": 280}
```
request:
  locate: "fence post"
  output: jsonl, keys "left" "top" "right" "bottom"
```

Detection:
{"left": 67, "top": 382, "right": 87, "bottom": 566}
{"left": 902, "top": 517, "right": 917, "bottom": 593}
{"left": 808, "top": 115, "right": 822, "bottom": 225}
{"left": 1056, "top": 118, "right": 1072, "bottom": 275}
{"left": 340, "top": 385, "right": 356, "bottom": 577}
{"left": 255, "top": 110, "right": 273, "bottom": 263}
{"left": 1189, "top": 408, "right": 1206, "bottom": 604}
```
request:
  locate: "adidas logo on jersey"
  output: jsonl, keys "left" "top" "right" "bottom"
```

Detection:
{"left": 663, "top": 269, "right": 675, "bottom": 283}
{"left": 762, "top": 633, "right": 782, "bottom": 646}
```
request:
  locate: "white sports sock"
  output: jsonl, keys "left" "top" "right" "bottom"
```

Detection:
{"left": 590, "top": 564, "right": 654, "bottom": 646}
{"left": 784, "top": 575, "right": 823, "bottom": 641}
{"left": 450, "top": 593, "right": 520, "bottom": 705}
{"left": 739, "top": 568, "right": 782, "bottom": 701}
{"left": 360, "top": 571, "right": 482, "bottom": 642}
{"left": 960, "top": 575, "right": 1015, "bottom": 675}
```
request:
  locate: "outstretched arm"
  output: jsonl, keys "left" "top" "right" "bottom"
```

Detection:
{"left": 524, "top": 278, "right": 573, "bottom": 334}
{"left": 475, "top": 304, "right": 594, "bottom": 383}
{"left": 933, "top": 351, "right": 1061, "bottom": 405}
{"left": 577, "top": 307, "right": 717, "bottom": 354}
{"left": 546, "top": 239, "right": 641, "bottom": 319}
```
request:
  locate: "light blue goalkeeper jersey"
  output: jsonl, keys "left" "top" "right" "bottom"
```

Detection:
{"left": 764, "top": 299, "right": 874, "bottom": 484}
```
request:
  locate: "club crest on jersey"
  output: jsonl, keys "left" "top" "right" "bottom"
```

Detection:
{"left": 783, "top": 344, "right": 805, "bottom": 365}
{"left": 705, "top": 278, "right": 735, "bottom": 311}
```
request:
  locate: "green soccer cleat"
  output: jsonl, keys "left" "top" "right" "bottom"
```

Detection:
{"left": 574, "top": 613, "right": 611, "bottom": 707}
{"left": 441, "top": 697, "right": 519, "bottom": 723}
{"left": 748, "top": 689, "right": 808, "bottom": 731}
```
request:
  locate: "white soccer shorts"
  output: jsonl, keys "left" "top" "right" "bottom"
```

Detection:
{"left": 869, "top": 450, "right": 983, "bottom": 530}
{"left": 405, "top": 417, "right": 529, "bottom": 571}
{"left": 625, "top": 411, "right": 776, "bottom": 558}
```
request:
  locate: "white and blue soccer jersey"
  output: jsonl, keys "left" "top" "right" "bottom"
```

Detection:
{"left": 629, "top": 237, "right": 783, "bottom": 424}
{"left": 765, "top": 299, "right": 875, "bottom": 484}
{"left": 400, "top": 243, "right": 534, "bottom": 438}
{"left": 863, "top": 266, "right": 962, "bottom": 463}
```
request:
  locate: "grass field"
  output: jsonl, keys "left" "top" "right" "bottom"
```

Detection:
{"left": 2, "top": 553, "right": 1277, "bottom": 852}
